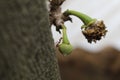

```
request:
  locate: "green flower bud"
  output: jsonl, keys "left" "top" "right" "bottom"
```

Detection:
{"left": 58, "top": 24, "right": 73, "bottom": 56}
{"left": 59, "top": 43, "right": 73, "bottom": 56}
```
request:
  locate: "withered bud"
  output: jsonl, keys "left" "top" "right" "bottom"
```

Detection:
{"left": 49, "top": 0, "right": 71, "bottom": 33}
{"left": 82, "top": 20, "right": 108, "bottom": 43}
{"left": 49, "top": 0, "right": 65, "bottom": 5}
{"left": 49, "top": 0, "right": 65, "bottom": 8}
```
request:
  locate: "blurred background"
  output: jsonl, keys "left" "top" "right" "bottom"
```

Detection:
{"left": 51, "top": 0, "right": 120, "bottom": 80}
{"left": 51, "top": 0, "right": 120, "bottom": 52}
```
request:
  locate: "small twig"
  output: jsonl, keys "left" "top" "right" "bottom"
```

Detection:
{"left": 56, "top": 37, "right": 63, "bottom": 47}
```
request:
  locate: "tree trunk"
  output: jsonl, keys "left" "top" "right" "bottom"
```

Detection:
{"left": 0, "top": 0, "right": 61, "bottom": 80}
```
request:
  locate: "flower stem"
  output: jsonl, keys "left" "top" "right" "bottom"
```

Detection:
{"left": 64, "top": 10, "right": 96, "bottom": 25}
{"left": 61, "top": 24, "right": 70, "bottom": 44}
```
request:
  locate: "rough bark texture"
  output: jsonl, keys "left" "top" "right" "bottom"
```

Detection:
{"left": 0, "top": 0, "right": 61, "bottom": 80}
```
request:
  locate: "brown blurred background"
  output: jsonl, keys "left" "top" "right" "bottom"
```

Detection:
{"left": 56, "top": 47, "right": 120, "bottom": 80}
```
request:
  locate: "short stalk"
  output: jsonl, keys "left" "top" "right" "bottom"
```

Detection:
{"left": 62, "top": 24, "right": 70, "bottom": 44}
{"left": 64, "top": 10, "right": 96, "bottom": 26}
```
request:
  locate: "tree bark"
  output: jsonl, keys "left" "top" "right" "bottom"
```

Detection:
{"left": 0, "top": 0, "right": 61, "bottom": 80}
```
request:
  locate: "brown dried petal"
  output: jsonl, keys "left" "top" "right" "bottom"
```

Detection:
{"left": 82, "top": 20, "right": 108, "bottom": 43}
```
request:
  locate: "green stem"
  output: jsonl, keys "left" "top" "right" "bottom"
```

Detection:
{"left": 61, "top": 24, "right": 70, "bottom": 44}
{"left": 64, "top": 10, "right": 95, "bottom": 25}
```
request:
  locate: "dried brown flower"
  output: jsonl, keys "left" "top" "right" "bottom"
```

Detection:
{"left": 82, "top": 20, "right": 108, "bottom": 43}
